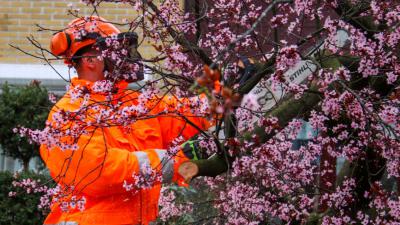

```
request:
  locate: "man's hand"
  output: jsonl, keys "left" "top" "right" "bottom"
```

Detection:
{"left": 178, "top": 161, "right": 199, "bottom": 183}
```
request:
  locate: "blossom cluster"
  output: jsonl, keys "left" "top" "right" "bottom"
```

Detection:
{"left": 8, "top": 173, "right": 88, "bottom": 214}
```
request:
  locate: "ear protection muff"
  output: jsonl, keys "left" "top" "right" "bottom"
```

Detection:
{"left": 50, "top": 31, "right": 72, "bottom": 56}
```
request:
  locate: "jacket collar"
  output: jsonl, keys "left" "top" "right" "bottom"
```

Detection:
{"left": 70, "top": 77, "right": 128, "bottom": 95}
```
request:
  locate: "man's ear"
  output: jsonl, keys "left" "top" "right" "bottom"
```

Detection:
{"left": 71, "top": 60, "right": 79, "bottom": 70}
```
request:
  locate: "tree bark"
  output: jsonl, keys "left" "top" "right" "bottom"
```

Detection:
{"left": 23, "top": 159, "right": 29, "bottom": 172}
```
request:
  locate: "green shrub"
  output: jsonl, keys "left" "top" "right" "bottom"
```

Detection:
{"left": 0, "top": 171, "right": 54, "bottom": 225}
{"left": 0, "top": 82, "right": 53, "bottom": 171}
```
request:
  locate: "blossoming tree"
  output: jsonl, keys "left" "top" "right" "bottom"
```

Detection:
{"left": 15, "top": 0, "right": 400, "bottom": 224}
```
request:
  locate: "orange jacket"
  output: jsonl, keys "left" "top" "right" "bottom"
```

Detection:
{"left": 40, "top": 78, "right": 210, "bottom": 225}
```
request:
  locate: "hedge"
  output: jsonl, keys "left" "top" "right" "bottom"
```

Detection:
{"left": 0, "top": 171, "right": 54, "bottom": 225}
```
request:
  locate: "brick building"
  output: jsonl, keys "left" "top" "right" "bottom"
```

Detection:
{"left": 0, "top": 0, "right": 160, "bottom": 64}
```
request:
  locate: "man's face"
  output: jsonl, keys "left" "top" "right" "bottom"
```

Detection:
{"left": 77, "top": 48, "right": 106, "bottom": 81}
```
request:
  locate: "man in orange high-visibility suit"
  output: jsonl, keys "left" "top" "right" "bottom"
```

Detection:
{"left": 40, "top": 16, "right": 209, "bottom": 225}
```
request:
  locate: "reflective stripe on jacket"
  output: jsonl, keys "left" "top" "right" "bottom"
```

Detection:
{"left": 41, "top": 78, "right": 210, "bottom": 225}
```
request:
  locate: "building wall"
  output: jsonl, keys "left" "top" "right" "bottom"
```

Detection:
{"left": 0, "top": 150, "right": 41, "bottom": 173}
{"left": 0, "top": 0, "right": 159, "bottom": 64}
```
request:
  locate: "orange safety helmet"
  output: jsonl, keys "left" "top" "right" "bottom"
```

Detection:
{"left": 50, "top": 16, "right": 120, "bottom": 64}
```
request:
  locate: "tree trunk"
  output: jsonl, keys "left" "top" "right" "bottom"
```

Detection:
{"left": 23, "top": 159, "right": 29, "bottom": 172}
